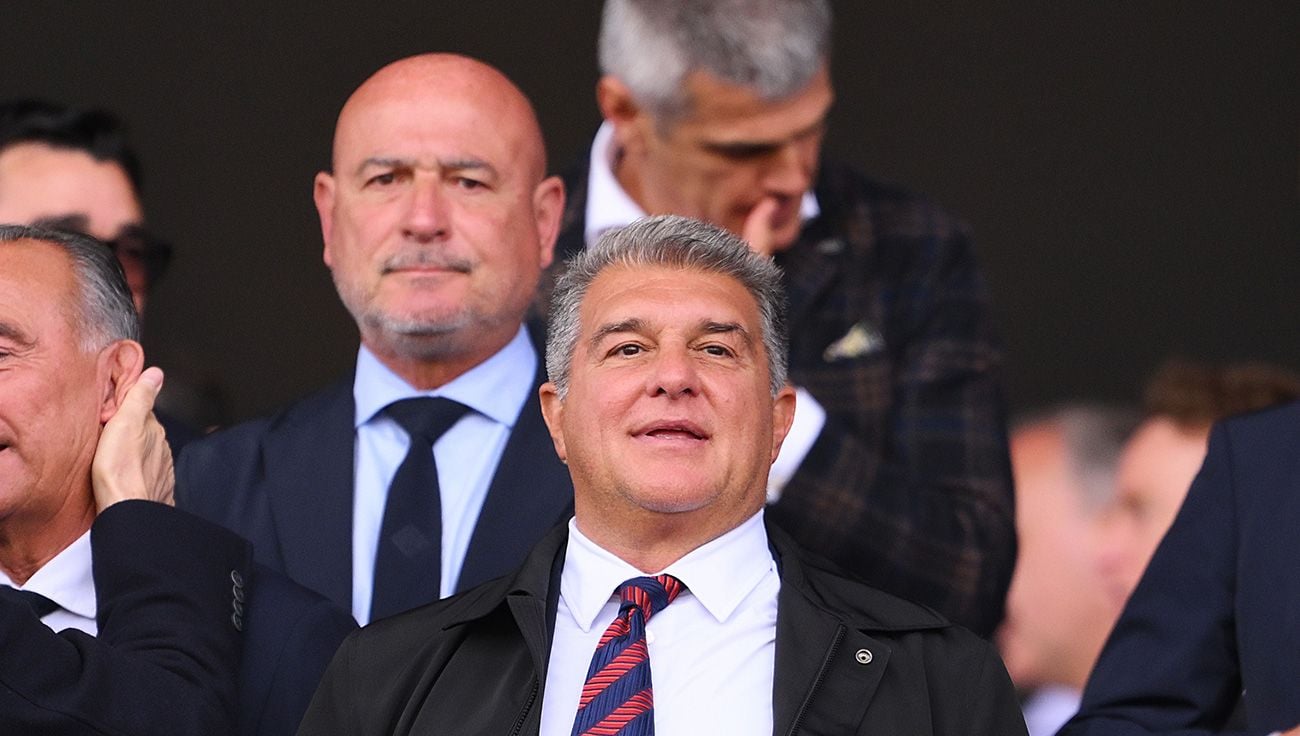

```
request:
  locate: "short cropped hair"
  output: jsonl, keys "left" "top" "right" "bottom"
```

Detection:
{"left": 0, "top": 98, "right": 143, "bottom": 193}
{"left": 1012, "top": 405, "right": 1140, "bottom": 510}
{"left": 1142, "top": 359, "right": 1300, "bottom": 430}
{"left": 0, "top": 224, "right": 140, "bottom": 349}
{"left": 546, "top": 215, "right": 787, "bottom": 397}
{"left": 598, "top": 0, "right": 831, "bottom": 122}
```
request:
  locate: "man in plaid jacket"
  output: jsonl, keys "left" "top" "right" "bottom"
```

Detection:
{"left": 538, "top": 0, "right": 1015, "bottom": 635}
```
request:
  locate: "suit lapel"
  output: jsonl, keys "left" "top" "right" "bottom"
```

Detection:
{"left": 262, "top": 379, "right": 356, "bottom": 609}
{"left": 458, "top": 361, "right": 574, "bottom": 592}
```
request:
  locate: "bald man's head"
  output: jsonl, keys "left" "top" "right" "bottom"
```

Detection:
{"left": 313, "top": 53, "right": 564, "bottom": 389}
{"left": 331, "top": 53, "right": 549, "bottom": 185}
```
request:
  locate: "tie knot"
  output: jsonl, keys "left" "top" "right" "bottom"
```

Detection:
{"left": 617, "top": 574, "right": 684, "bottom": 623}
{"left": 384, "top": 397, "right": 470, "bottom": 444}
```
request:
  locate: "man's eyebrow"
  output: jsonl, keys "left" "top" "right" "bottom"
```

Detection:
{"left": 700, "top": 117, "right": 828, "bottom": 157}
{"left": 0, "top": 321, "right": 34, "bottom": 348}
{"left": 700, "top": 321, "right": 753, "bottom": 345}
{"left": 353, "top": 156, "right": 498, "bottom": 179}
{"left": 588, "top": 318, "right": 647, "bottom": 350}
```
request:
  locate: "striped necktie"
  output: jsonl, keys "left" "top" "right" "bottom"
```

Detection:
{"left": 570, "top": 574, "right": 684, "bottom": 736}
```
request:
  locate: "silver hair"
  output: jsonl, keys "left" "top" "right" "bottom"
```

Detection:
{"left": 546, "top": 214, "right": 787, "bottom": 398}
{"left": 599, "top": 0, "right": 832, "bottom": 122}
{"left": 0, "top": 224, "right": 140, "bottom": 349}
{"left": 1013, "top": 404, "right": 1140, "bottom": 510}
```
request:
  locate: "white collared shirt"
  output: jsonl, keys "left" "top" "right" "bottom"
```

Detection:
{"left": 583, "top": 122, "right": 827, "bottom": 501}
{"left": 351, "top": 325, "right": 536, "bottom": 624}
{"left": 540, "top": 511, "right": 779, "bottom": 736}
{"left": 0, "top": 530, "right": 97, "bottom": 635}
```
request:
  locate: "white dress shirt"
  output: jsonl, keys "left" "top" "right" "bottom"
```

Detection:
{"left": 350, "top": 325, "right": 536, "bottom": 624}
{"left": 583, "top": 122, "right": 826, "bottom": 502}
{"left": 540, "top": 511, "right": 779, "bottom": 736}
{"left": 1021, "top": 685, "right": 1081, "bottom": 736}
{"left": 0, "top": 530, "right": 97, "bottom": 635}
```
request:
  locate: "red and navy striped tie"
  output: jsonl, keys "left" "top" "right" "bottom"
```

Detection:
{"left": 570, "top": 574, "right": 684, "bottom": 736}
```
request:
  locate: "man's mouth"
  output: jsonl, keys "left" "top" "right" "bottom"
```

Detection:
{"left": 636, "top": 421, "right": 709, "bottom": 441}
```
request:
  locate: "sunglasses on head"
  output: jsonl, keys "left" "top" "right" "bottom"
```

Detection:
{"left": 33, "top": 214, "right": 174, "bottom": 284}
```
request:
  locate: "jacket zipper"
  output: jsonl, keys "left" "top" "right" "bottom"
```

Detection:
{"left": 785, "top": 624, "right": 846, "bottom": 736}
{"left": 509, "top": 678, "right": 540, "bottom": 736}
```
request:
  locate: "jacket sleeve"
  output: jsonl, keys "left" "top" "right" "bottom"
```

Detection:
{"left": 769, "top": 206, "right": 1015, "bottom": 637}
{"left": 0, "top": 500, "right": 252, "bottom": 736}
{"left": 1060, "top": 423, "right": 1255, "bottom": 736}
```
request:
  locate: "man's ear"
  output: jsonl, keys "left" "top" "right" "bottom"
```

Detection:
{"left": 596, "top": 75, "right": 651, "bottom": 157}
{"left": 538, "top": 381, "right": 567, "bottom": 463}
{"left": 97, "top": 340, "right": 145, "bottom": 424}
{"left": 533, "top": 176, "right": 565, "bottom": 270}
{"left": 313, "top": 171, "right": 337, "bottom": 266}
{"left": 769, "top": 385, "right": 797, "bottom": 463}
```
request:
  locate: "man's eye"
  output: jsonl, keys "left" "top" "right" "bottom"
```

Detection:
{"left": 455, "top": 177, "right": 486, "bottom": 190}
{"left": 614, "top": 344, "right": 642, "bottom": 357}
{"left": 366, "top": 172, "right": 398, "bottom": 186}
{"left": 701, "top": 344, "right": 734, "bottom": 357}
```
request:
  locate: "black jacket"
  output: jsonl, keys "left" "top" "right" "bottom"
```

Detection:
{"left": 298, "top": 521, "right": 1026, "bottom": 735}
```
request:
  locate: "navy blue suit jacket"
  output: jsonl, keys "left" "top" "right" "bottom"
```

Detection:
{"left": 241, "top": 564, "right": 355, "bottom": 736}
{"left": 175, "top": 358, "right": 574, "bottom": 616}
{"left": 1061, "top": 401, "right": 1300, "bottom": 735}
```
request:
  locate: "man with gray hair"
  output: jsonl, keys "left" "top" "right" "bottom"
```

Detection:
{"left": 544, "top": 0, "right": 1014, "bottom": 636}
{"left": 0, "top": 225, "right": 354, "bottom": 736}
{"left": 0, "top": 224, "right": 249, "bottom": 734}
{"left": 996, "top": 405, "right": 1137, "bottom": 736}
{"left": 300, "top": 215, "right": 1027, "bottom": 735}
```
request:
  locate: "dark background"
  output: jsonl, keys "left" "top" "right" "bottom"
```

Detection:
{"left": 4, "top": 1, "right": 1296, "bottom": 423}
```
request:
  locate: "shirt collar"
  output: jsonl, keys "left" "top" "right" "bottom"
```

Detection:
{"left": 583, "top": 121, "right": 821, "bottom": 247}
{"left": 353, "top": 324, "right": 537, "bottom": 429}
{"left": 560, "top": 510, "right": 775, "bottom": 632}
{"left": 0, "top": 530, "right": 96, "bottom": 621}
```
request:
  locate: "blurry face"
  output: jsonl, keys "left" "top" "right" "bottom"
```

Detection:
{"left": 0, "top": 143, "right": 148, "bottom": 312}
{"left": 616, "top": 66, "right": 833, "bottom": 252}
{"left": 1096, "top": 418, "right": 1208, "bottom": 606}
{"left": 540, "top": 265, "right": 795, "bottom": 543}
{"left": 315, "top": 64, "right": 561, "bottom": 376}
{"left": 997, "top": 426, "right": 1122, "bottom": 690}
{"left": 0, "top": 241, "right": 113, "bottom": 528}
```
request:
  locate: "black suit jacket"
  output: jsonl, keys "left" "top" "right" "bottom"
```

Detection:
{"left": 298, "top": 521, "right": 1026, "bottom": 735}
{"left": 176, "top": 357, "right": 574, "bottom": 615}
{"left": 1060, "top": 402, "right": 1300, "bottom": 735}
{"left": 537, "top": 155, "right": 1015, "bottom": 636}
{"left": 0, "top": 501, "right": 250, "bottom": 736}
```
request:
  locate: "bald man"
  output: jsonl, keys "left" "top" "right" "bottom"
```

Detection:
{"left": 177, "top": 54, "right": 573, "bottom": 625}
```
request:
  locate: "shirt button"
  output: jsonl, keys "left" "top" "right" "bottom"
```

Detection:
{"left": 855, "top": 648, "right": 873, "bottom": 665}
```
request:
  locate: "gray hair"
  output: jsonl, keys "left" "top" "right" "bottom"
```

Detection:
{"left": 0, "top": 224, "right": 140, "bottom": 349}
{"left": 546, "top": 215, "right": 787, "bottom": 397}
{"left": 1013, "top": 404, "right": 1140, "bottom": 510}
{"left": 599, "top": 0, "right": 832, "bottom": 122}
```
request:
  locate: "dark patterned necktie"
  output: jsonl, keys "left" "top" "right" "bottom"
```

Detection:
{"left": 370, "top": 397, "right": 470, "bottom": 621}
{"left": 0, "top": 585, "right": 60, "bottom": 618}
{"left": 570, "top": 574, "right": 685, "bottom": 736}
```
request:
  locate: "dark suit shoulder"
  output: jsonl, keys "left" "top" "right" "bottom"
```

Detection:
{"left": 772, "top": 523, "right": 950, "bottom": 633}
{"left": 176, "top": 378, "right": 352, "bottom": 498}
{"left": 1220, "top": 398, "right": 1300, "bottom": 447}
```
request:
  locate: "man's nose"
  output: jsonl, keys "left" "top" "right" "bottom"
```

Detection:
{"left": 403, "top": 178, "right": 450, "bottom": 241}
{"left": 762, "top": 138, "right": 817, "bottom": 196}
{"left": 649, "top": 346, "right": 699, "bottom": 398}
